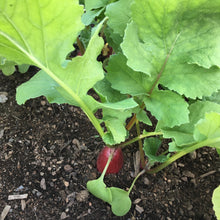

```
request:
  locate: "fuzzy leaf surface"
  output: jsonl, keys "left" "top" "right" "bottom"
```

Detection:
{"left": 144, "top": 90, "right": 189, "bottom": 128}
{"left": 143, "top": 137, "right": 168, "bottom": 166}
{"left": 121, "top": 0, "right": 220, "bottom": 98}
{"left": 162, "top": 101, "right": 220, "bottom": 146}
{"left": 0, "top": 0, "right": 84, "bottom": 66}
{"left": 105, "top": 0, "right": 132, "bottom": 37}
{"left": 106, "top": 54, "right": 152, "bottom": 96}
{"left": 194, "top": 112, "right": 220, "bottom": 149}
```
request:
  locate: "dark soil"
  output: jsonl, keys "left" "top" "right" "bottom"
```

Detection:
{"left": 0, "top": 70, "right": 219, "bottom": 220}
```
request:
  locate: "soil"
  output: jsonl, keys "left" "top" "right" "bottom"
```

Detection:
{"left": 0, "top": 69, "right": 220, "bottom": 220}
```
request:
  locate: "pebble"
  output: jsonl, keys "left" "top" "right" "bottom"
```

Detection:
{"left": 178, "top": 163, "right": 185, "bottom": 167}
{"left": 133, "top": 198, "right": 141, "bottom": 204}
{"left": 32, "top": 189, "right": 42, "bottom": 197}
{"left": 187, "top": 204, "right": 193, "bottom": 211}
{"left": 64, "top": 164, "right": 73, "bottom": 173}
{"left": 144, "top": 177, "right": 150, "bottom": 185}
{"left": 181, "top": 177, "right": 188, "bottom": 182}
{"left": 183, "top": 170, "right": 195, "bottom": 178}
{"left": 0, "top": 129, "right": 4, "bottom": 139}
{"left": 0, "top": 92, "right": 8, "bottom": 103}
{"left": 21, "top": 200, "right": 26, "bottom": 211}
{"left": 63, "top": 180, "right": 69, "bottom": 188}
{"left": 60, "top": 212, "right": 68, "bottom": 219}
{"left": 40, "top": 178, "right": 46, "bottom": 190}
{"left": 135, "top": 204, "right": 144, "bottom": 214}
{"left": 76, "top": 190, "right": 89, "bottom": 202}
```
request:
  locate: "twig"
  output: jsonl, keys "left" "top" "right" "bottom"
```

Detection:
{"left": 8, "top": 194, "right": 28, "bottom": 200}
{"left": 0, "top": 205, "right": 11, "bottom": 220}
{"left": 199, "top": 170, "right": 216, "bottom": 179}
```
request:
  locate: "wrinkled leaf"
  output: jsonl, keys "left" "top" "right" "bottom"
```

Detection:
{"left": 105, "top": 0, "right": 132, "bottom": 36}
{"left": 121, "top": 0, "right": 220, "bottom": 99}
{"left": 144, "top": 90, "right": 189, "bottom": 128}
{"left": 194, "top": 112, "right": 220, "bottom": 149}
{"left": 143, "top": 137, "right": 168, "bottom": 165}
{"left": 162, "top": 101, "right": 220, "bottom": 146}
{"left": 106, "top": 54, "right": 152, "bottom": 96}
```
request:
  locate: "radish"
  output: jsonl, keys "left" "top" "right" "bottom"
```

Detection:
{"left": 97, "top": 147, "right": 123, "bottom": 174}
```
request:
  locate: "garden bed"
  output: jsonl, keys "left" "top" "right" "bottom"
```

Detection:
{"left": 0, "top": 70, "right": 219, "bottom": 219}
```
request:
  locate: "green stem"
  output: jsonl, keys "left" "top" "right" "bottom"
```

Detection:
{"left": 146, "top": 137, "right": 220, "bottom": 174}
{"left": 136, "top": 120, "right": 145, "bottom": 168}
{"left": 128, "top": 169, "right": 145, "bottom": 195}
{"left": 77, "top": 37, "right": 85, "bottom": 55}
{"left": 118, "top": 131, "right": 163, "bottom": 148}
{"left": 0, "top": 20, "right": 106, "bottom": 139}
{"left": 126, "top": 103, "right": 145, "bottom": 131}
{"left": 100, "top": 149, "right": 115, "bottom": 181}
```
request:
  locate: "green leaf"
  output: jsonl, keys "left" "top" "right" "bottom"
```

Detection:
{"left": 194, "top": 112, "right": 220, "bottom": 148}
{"left": 105, "top": 0, "right": 132, "bottom": 36}
{"left": 162, "top": 101, "right": 220, "bottom": 146}
{"left": 0, "top": 56, "right": 29, "bottom": 75}
{"left": 102, "top": 107, "right": 133, "bottom": 144}
{"left": 144, "top": 90, "right": 189, "bottom": 128}
{"left": 203, "top": 90, "right": 220, "bottom": 105}
{"left": 121, "top": 21, "right": 156, "bottom": 77}
{"left": 0, "top": 57, "right": 15, "bottom": 75}
{"left": 104, "top": 27, "right": 123, "bottom": 53}
{"left": 143, "top": 137, "right": 168, "bottom": 165}
{"left": 106, "top": 53, "right": 152, "bottom": 96}
{"left": 212, "top": 185, "right": 220, "bottom": 220}
{"left": 16, "top": 70, "right": 68, "bottom": 104}
{"left": 15, "top": 19, "right": 105, "bottom": 106}
{"left": 121, "top": 0, "right": 220, "bottom": 98}
{"left": 84, "top": 0, "right": 109, "bottom": 10}
{"left": 0, "top": 0, "right": 84, "bottom": 66}
{"left": 82, "top": 8, "right": 105, "bottom": 26}
{"left": 0, "top": 0, "right": 108, "bottom": 138}
{"left": 135, "top": 108, "right": 152, "bottom": 126}
{"left": 18, "top": 64, "right": 29, "bottom": 73}
{"left": 87, "top": 179, "right": 112, "bottom": 204}
{"left": 94, "top": 78, "right": 129, "bottom": 103}
{"left": 94, "top": 77, "right": 138, "bottom": 144}
{"left": 109, "top": 187, "right": 131, "bottom": 216}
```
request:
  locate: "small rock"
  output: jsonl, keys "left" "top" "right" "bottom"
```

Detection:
{"left": 133, "top": 198, "right": 141, "bottom": 204}
{"left": 64, "top": 164, "right": 73, "bottom": 173}
{"left": 60, "top": 212, "right": 68, "bottom": 219}
{"left": 0, "top": 92, "right": 8, "bottom": 103}
{"left": 189, "top": 151, "right": 197, "bottom": 159}
{"left": 40, "top": 178, "right": 46, "bottom": 190}
{"left": 63, "top": 180, "right": 69, "bottom": 188}
{"left": 183, "top": 171, "right": 195, "bottom": 178}
{"left": 144, "top": 177, "right": 150, "bottom": 185}
{"left": 41, "top": 100, "right": 46, "bottom": 106}
{"left": 76, "top": 190, "right": 89, "bottom": 202}
{"left": 135, "top": 204, "right": 144, "bottom": 214}
{"left": 0, "top": 129, "right": 4, "bottom": 139}
{"left": 15, "top": 185, "right": 25, "bottom": 192}
{"left": 178, "top": 163, "right": 185, "bottom": 167}
{"left": 21, "top": 200, "right": 26, "bottom": 211}
{"left": 181, "top": 177, "right": 188, "bottom": 182}
{"left": 187, "top": 204, "right": 193, "bottom": 211}
{"left": 32, "top": 189, "right": 42, "bottom": 197}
